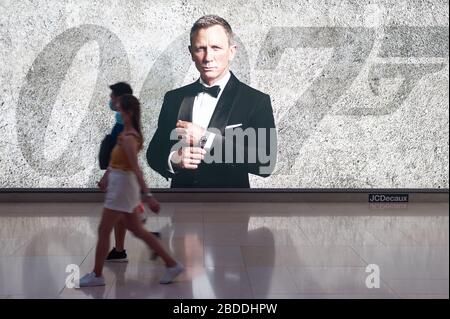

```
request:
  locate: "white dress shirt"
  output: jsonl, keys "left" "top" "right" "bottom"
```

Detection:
{"left": 168, "top": 71, "right": 231, "bottom": 172}
{"left": 192, "top": 71, "right": 230, "bottom": 131}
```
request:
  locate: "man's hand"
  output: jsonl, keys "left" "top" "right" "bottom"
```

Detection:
{"left": 175, "top": 120, "right": 206, "bottom": 146}
{"left": 97, "top": 171, "right": 109, "bottom": 192}
{"left": 171, "top": 146, "right": 206, "bottom": 170}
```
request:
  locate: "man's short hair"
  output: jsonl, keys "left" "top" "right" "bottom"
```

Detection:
{"left": 109, "top": 82, "right": 133, "bottom": 97}
{"left": 190, "top": 15, "right": 234, "bottom": 45}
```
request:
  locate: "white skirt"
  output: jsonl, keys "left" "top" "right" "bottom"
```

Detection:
{"left": 104, "top": 168, "right": 140, "bottom": 213}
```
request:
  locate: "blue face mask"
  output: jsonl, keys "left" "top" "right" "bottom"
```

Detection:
{"left": 108, "top": 100, "right": 115, "bottom": 111}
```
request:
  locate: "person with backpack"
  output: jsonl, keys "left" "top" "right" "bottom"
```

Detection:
{"left": 99, "top": 82, "right": 159, "bottom": 262}
{"left": 80, "top": 94, "right": 184, "bottom": 287}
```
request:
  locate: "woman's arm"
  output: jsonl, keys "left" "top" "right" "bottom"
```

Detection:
{"left": 122, "top": 135, "right": 160, "bottom": 213}
{"left": 122, "top": 135, "right": 148, "bottom": 192}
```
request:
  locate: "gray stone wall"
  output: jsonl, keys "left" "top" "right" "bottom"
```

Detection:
{"left": 0, "top": 0, "right": 448, "bottom": 188}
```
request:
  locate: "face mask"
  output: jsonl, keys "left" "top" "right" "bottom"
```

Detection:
{"left": 108, "top": 100, "right": 116, "bottom": 111}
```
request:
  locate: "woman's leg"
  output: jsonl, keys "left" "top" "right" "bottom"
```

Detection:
{"left": 122, "top": 212, "right": 177, "bottom": 267}
{"left": 94, "top": 208, "right": 124, "bottom": 276}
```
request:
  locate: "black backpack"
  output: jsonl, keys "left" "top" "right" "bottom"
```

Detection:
{"left": 98, "top": 134, "right": 115, "bottom": 170}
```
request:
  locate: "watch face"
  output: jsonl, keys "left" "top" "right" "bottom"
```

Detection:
{"left": 200, "top": 136, "right": 207, "bottom": 147}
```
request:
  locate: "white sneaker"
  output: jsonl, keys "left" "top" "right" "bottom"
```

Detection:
{"left": 78, "top": 272, "right": 105, "bottom": 287}
{"left": 159, "top": 263, "right": 185, "bottom": 284}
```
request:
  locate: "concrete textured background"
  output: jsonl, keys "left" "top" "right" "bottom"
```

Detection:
{"left": 0, "top": 0, "right": 448, "bottom": 188}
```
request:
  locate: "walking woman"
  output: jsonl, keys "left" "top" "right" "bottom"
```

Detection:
{"left": 79, "top": 94, "right": 184, "bottom": 287}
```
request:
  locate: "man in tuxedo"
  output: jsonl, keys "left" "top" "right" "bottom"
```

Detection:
{"left": 147, "top": 15, "right": 277, "bottom": 188}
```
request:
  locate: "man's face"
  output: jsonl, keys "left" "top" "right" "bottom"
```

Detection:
{"left": 189, "top": 25, "right": 236, "bottom": 86}
{"left": 110, "top": 93, "right": 118, "bottom": 109}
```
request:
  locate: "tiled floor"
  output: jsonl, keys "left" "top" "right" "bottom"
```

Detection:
{"left": 0, "top": 201, "right": 448, "bottom": 299}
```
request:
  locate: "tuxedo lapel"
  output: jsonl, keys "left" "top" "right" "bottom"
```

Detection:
{"left": 207, "top": 73, "right": 240, "bottom": 135}
{"left": 176, "top": 81, "right": 200, "bottom": 121}
{"left": 177, "top": 95, "right": 195, "bottom": 121}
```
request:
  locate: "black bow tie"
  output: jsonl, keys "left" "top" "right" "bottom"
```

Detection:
{"left": 193, "top": 82, "right": 221, "bottom": 98}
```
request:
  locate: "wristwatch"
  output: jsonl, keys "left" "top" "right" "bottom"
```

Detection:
{"left": 199, "top": 135, "right": 208, "bottom": 149}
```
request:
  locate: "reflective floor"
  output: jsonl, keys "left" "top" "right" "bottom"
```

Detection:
{"left": 0, "top": 201, "right": 448, "bottom": 299}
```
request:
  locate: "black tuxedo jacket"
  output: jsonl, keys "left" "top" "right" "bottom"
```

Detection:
{"left": 146, "top": 72, "right": 277, "bottom": 188}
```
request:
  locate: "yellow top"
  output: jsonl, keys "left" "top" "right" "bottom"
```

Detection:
{"left": 109, "top": 132, "right": 143, "bottom": 171}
